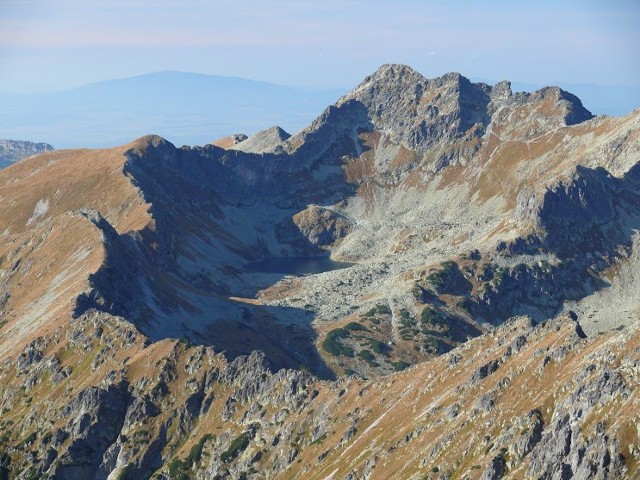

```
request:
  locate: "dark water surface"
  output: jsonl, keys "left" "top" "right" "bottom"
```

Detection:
{"left": 245, "top": 256, "right": 354, "bottom": 275}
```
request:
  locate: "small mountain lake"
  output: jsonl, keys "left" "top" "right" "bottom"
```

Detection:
{"left": 245, "top": 256, "right": 354, "bottom": 275}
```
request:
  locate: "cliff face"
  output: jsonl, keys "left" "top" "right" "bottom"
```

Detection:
{"left": 0, "top": 64, "right": 639, "bottom": 478}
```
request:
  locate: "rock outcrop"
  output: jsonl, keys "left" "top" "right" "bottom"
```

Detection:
{"left": 210, "top": 133, "right": 248, "bottom": 149}
{"left": 231, "top": 125, "right": 291, "bottom": 154}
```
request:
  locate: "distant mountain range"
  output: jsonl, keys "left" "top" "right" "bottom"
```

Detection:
{"left": 0, "top": 71, "right": 345, "bottom": 149}
{"left": 0, "top": 139, "right": 53, "bottom": 169}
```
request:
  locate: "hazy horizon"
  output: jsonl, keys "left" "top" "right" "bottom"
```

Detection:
{"left": 2, "top": 66, "right": 640, "bottom": 97}
{"left": 0, "top": 71, "right": 348, "bottom": 149}
{"left": 1, "top": 67, "right": 639, "bottom": 150}
{"left": 1, "top": 0, "right": 639, "bottom": 148}
{"left": 1, "top": 0, "right": 638, "bottom": 94}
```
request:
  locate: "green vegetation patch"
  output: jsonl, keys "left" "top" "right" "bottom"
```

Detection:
{"left": 165, "top": 433, "right": 216, "bottom": 479}
{"left": 167, "top": 458, "right": 189, "bottom": 480}
{"left": 221, "top": 431, "right": 251, "bottom": 463}
{"left": 186, "top": 434, "right": 213, "bottom": 466}
{"left": 426, "top": 261, "right": 472, "bottom": 295}
{"left": 363, "top": 304, "right": 391, "bottom": 318}
{"left": 490, "top": 267, "right": 508, "bottom": 288}
{"left": 427, "top": 261, "right": 458, "bottom": 290}
{"left": 422, "top": 336, "right": 452, "bottom": 355}
{"left": 391, "top": 361, "right": 410, "bottom": 372}
{"left": 456, "top": 297, "right": 474, "bottom": 313}
{"left": 398, "top": 309, "right": 414, "bottom": 324}
{"left": 322, "top": 328, "right": 354, "bottom": 357}
{"left": 344, "top": 322, "right": 369, "bottom": 332}
{"left": 399, "top": 308, "right": 420, "bottom": 340}
{"left": 357, "top": 349, "right": 378, "bottom": 367}
{"left": 420, "top": 306, "right": 447, "bottom": 327}
{"left": 367, "top": 338, "right": 390, "bottom": 356}
{"left": 310, "top": 433, "right": 327, "bottom": 445}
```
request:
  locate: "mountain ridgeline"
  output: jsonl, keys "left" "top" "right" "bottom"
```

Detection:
{"left": 0, "top": 64, "right": 639, "bottom": 479}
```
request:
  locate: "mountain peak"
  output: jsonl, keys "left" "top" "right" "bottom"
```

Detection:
{"left": 531, "top": 86, "right": 593, "bottom": 125}
{"left": 349, "top": 64, "right": 426, "bottom": 97}
{"left": 329, "top": 66, "right": 490, "bottom": 165}
{"left": 360, "top": 65, "right": 471, "bottom": 90}
{"left": 491, "top": 80, "right": 513, "bottom": 99}
{"left": 314, "top": 65, "right": 597, "bottom": 169}
{"left": 439, "top": 71, "right": 467, "bottom": 83}
{"left": 367, "top": 63, "right": 424, "bottom": 79}
{"left": 231, "top": 126, "right": 291, "bottom": 154}
{"left": 125, "top": 134, "right": 175, "bottom": 157}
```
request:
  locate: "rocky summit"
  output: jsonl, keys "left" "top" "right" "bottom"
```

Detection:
{"left": 0, "top": 64, "right": 639, "bottom": 479}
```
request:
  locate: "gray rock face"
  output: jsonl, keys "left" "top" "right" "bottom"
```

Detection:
{"left": 54, "top": 382, "right": 131, "bottom": 480}
{"left": 72, "top": 209, "right": 148, "bottom": 322}
{"left": 0, "top": 139, "right": 54, "bottom": 169}
{"left": 0, "top": 312, "right": 320, "bottom": 480}
{"left": 530, "top": 86, "right": 593, "bottom": 126}
{"left": 536, "top": 166, "right": 631, "bottom": 258}
{"left": 470, "top": 359, "right": 501, "bottom": 385}
{"left": 323, "top": 64, "right": 592, "bottom": 171}
{"left": 481, "top": 454, "right": 506, "bottom": 480}
{"left": 292, "top": 205, "right": 353, "bottom": 247}
{"left": 454, "top": 155, "right": 640, "bottom": 328}
{"left": 527, "top": 367, "right": 628, "bottom": 479}
{"left": 231, "top": 133, "right": 249, "bottom": 143}
{"left": 341, "top": 66, "right": 491, "bottom": 157}
{"left": 231, "top": 126, "right": 290, "bottom": 154}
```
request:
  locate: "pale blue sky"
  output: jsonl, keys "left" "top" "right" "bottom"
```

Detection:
{"left": 0, "top": 0, "right": 639, "bottom": 93}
